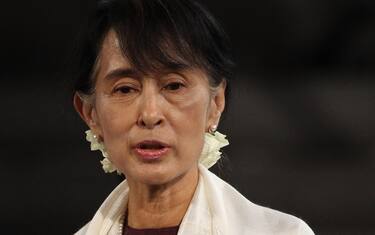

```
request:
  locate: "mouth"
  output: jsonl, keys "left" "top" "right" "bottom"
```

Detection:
{"left": 136, "top": 140, "right": 168, "bottom": 149}
{"left": 134, "top": 140, "right": 171, "bottom": 160}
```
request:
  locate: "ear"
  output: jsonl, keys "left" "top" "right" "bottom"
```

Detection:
{"left": 207, "top": 80, "right": 226, "bottom": 128}
{"left": 73, "top": 92, "right": 102, "bottom": 136}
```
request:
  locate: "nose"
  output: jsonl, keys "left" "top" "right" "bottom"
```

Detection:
{"left": 137, "top": 87, "right": 164, "bottom": 129}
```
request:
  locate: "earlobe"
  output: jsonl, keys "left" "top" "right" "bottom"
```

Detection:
{"left": 73, "top": 92, "right": 101, "bottom": 134}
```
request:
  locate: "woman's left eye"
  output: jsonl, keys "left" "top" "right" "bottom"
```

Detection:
{"left": 164, "top": 82, "right": 185, "bottom": 91}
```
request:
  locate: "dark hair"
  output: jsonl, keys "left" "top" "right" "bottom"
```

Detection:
{"left": 74, "top": 0, "right": 234, "bottom": 97}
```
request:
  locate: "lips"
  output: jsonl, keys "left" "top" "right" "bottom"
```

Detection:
{"left": 134, "top": 140, "right": 170, "bottom": 160}
{"left": 136, "top": 140, "right": 168, "bottom": 149}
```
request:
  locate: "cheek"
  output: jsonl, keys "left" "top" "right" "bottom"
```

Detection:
{"left": 174, "top": 87, "right": 210, "bottom": 129}
{"left": 171, "top": 92, "right": 210, "bottom": 158}
{"left": 178, "top": 101, "right": 207, "bottom": 132}
{"left": 95, "top": 98, "right": 135, "bottom": 147}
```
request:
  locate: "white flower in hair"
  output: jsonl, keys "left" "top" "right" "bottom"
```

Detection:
{"left": 85, "top": 130, "right": 121, "bottom": 174}
{"left": 84, "top": 129, "right": 229, "bottom": 174}
{"left": 199, "top": 131, "right": 229, "bottom": 168}
{"left": 100, "top": 157, "right": 119, "bottom": 174}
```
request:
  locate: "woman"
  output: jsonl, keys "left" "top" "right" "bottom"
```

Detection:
{"left": 73, "top": 0, "right": 314, "bottom": 234}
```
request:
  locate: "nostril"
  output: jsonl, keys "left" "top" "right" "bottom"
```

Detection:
{"left": 138, "top": 118, "right": 163, "bottom": 129}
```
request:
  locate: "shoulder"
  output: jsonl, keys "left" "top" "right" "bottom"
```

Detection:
{"left": 73, "top": 180, "right": 129, "bottom": 234}
{"left": 74, "top": 222, "right": 90, "bottom": 235}
{"left": 198, "top": 165, "right": 314, "bottom": 235}
{"left": 246, "top": 203, "right": 315, "bottom": 235}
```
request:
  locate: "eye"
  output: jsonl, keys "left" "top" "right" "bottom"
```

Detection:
{"left": 164, "top": 82, "right": 185, "bottom": 91}
{"left": 114, "top": 85, "right": 137, "bottom": 94}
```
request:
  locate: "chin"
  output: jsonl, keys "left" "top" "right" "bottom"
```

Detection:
{"left": 139, "top": 175, "right": 174, "bottom": 186}
{"left": 126, "top": 162, "right": 183, "bottom": 186}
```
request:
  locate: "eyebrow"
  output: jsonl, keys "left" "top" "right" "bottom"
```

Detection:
{"left": 164, "top": 62, "right": 190, "bottom": 72}
{"left": 104, "top": 62, "right": 191, "bottom": 80}
{"left": 104, "top": 68, "right": 140, "bottom": 80}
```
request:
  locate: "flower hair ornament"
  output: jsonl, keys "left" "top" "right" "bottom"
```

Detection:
{"left": 85, "top": 127, "right": 229, "bottom": 174}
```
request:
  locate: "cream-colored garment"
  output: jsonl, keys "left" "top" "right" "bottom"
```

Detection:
{"left": 75, "top": 164, "right": 314, "bottom": 235}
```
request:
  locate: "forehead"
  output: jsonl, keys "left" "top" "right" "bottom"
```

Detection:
{"left": 96, "top": 30, "right": 209, "bottom": 80}
{"left": 98, "top": 30, "right": 130, "bottom": 73}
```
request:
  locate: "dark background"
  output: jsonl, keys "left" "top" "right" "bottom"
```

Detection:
{"left": 1, "top": 0, "right": 374, "bottom": 234}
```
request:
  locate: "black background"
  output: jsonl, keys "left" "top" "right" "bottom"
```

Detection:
{"left": 1, "top": 0, "right": 374, "bottom": 234}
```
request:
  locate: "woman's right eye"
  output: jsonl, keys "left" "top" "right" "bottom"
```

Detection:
{"left": 114, "top": 86, "right": 136, "bottom": 94}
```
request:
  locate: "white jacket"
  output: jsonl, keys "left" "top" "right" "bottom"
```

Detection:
{"left": 76, "top": 164, "right": 314, "bottom": 235}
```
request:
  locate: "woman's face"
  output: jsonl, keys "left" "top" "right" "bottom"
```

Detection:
{"left": 77, "top": 31, "right": 225, "bottom": 185}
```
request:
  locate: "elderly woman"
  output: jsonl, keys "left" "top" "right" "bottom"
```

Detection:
{"left": 73, "top": 0, "right": 314, "bottom": 234}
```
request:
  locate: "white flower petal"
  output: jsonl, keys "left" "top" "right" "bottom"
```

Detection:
{"left": 199, "top": 131, "right": 229, "bottom": 169}
{"left": 85, "top": 129, "right": 121, "bottom": 174}
{"left": 100, "top": 158, "right": 117, "bottom": 173}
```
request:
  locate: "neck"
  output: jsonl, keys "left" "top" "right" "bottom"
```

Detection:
{"left": 126, "top": 166, "right": 199, "bottom": 229}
